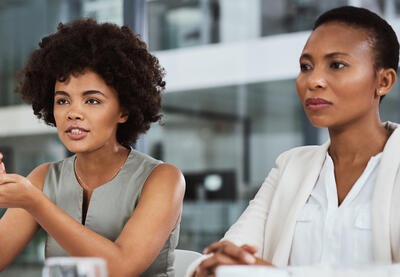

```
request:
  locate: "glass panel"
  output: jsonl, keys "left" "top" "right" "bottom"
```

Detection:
{"left": 0, "top": 0, "right": 73, "bottom": 107}
{"left": 147, "top": 0, "right": 349, "bottom": 51}
{"left": 82, "top": 0, "right": 123, "bottom": 24}
{"left": 0, "top": 0, "right": 123, "bottom": 108}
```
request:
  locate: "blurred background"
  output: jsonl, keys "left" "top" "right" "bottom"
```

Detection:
{"left": 1, "top": 0, "right": 400, "bottom": 276}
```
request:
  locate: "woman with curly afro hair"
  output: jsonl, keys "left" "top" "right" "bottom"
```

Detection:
{"left": 0, "top": 19, "right": 185, "bottom": 277}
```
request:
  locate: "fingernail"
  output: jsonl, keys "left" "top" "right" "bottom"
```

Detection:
{"left": 202, "top": 247, "right": 209, "bottom": 254}
{"left": 244, "top": 254, "right": 256, "bottom": 264}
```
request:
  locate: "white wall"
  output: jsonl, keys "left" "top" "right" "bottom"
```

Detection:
{"left": 0, "top": 105, "right": 56, "bottom": 137}
{"left": 155, "top": 31, "right": 309, "bottom": 92}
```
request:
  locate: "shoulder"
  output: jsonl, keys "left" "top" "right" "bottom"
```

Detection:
{"left": 143, "top": 163, "right": 185, "bottom": 196}
{"left": 27, "top": 162, "right": 51, "bottom": 191}
{"left": 150, "top": 163, "right": 184, "bottom": 180}
{"left": 276, "top": 144, "right": 327, "bottom": 164}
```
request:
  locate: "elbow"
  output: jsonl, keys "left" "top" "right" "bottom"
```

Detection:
{"left": 108, "top": 267, "right": 135, "bottom": 277}
{"left": 108, "top": 268, "right": 142, "bottom": 277}
{"left": 107, "top": 259, "right": 143, "bottom": 277}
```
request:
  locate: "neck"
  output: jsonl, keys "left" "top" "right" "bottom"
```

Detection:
{"left": 75, "top": 142, "right": 130, "bottom": 189}
{"left": 328, "top": 113, "right": 389, "bottom": 164}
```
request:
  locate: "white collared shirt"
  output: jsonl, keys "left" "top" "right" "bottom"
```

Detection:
{"left": 289, "top": 152, "right": 382, "bottom": 266}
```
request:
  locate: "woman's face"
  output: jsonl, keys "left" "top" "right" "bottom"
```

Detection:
{"left": 296, "top": 22, "right": 380, "bottom": 129}
{"left": 53, "top": 70, "right": 128, "bottom": 153}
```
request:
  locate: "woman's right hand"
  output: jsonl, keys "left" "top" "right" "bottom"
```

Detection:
{"left": 194, "top": 241, "right": 259, "bottom": 277}
{"left": 0, "top": 153, "right": 6, "bottom": 174}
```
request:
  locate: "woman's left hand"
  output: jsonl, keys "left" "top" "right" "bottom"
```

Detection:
{"left": 204, "top": 241, "right": 274, "bottom": 266}
{"left": 195, "top": 241, "right": 274, "bottom": 277}
{"left": 0, "top": 174, "right": 40, "bottom": 210}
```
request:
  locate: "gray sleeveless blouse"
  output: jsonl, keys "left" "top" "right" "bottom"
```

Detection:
{"left": 43, "top": 149, "right": 179, "bottom": 277}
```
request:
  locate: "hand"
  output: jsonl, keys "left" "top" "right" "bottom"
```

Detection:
{"left": 194, "top": 241, "right": 270, "bottom": 277}
{"left": 239, "top": 245, "right": 273, "bottom": 266}
{"left": 0, "top": 173, "right": 40, "bottom": 210}
{"left": 0, "top": 152, "right": 6, "bottom": 174}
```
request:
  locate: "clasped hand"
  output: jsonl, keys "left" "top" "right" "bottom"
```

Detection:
{"left": 0, "top": 153, "right": 38, "bottom": 210}
{"left": 194, "top": 241, "right": 273, "bottom": 277}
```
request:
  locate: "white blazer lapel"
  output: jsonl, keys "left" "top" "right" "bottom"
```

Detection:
{"left": 373, "top": 124, "right": 400, "bottom": 263}
{"left": 265, "top": 142, "right": 329, "bottom": 266}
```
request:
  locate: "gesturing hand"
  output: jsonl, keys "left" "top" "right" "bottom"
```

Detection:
{"left": 0, "top": 173, "right": 39, "bottom": 210}
{"left": 194, "top": 241, "right": 273, "bottom": 277}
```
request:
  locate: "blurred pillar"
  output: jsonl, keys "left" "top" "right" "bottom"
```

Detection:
{"left": 123, "top": 0, "right": 147, "bottom": 40}
{"left": 123, "top": 0, "right": 148, "bottom": 153}
{"left": 384, "top": 0, "right": 396, "bottom": 19}
{"left": 67, "top": 0, "right": 82, "bottom": 21}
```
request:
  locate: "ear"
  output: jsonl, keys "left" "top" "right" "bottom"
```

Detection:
{"left": 118, "top": 108, "right": 129, "bottom": 124}
{"left": 375, "top": 68, "right": 397, "bottom": 97}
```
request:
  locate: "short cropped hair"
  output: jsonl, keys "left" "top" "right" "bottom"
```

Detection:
{"left": 15, "top": 18, "right": 165, "bottom": 145}
{"left": 314, "top": 6, "right": 399, "bottom": 73}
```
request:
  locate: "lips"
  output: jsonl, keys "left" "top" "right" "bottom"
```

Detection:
{"left": 65, "top": 126, "right": 90, "bottom": 140}
{"left": 305, "top": 98, "right": 332, "bottom": 111}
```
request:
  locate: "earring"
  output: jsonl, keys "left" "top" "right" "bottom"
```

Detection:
{"left": 377, "top": 89, "right": 382, "bottom": 95}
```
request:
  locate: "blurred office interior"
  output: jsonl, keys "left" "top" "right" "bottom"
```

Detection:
{"left": 1, "top": 0, "right": 400, "bottom": 276}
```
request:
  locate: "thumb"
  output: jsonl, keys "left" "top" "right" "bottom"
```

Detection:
{"left": 0, "top": 162, "right": 6, "bottom": 174}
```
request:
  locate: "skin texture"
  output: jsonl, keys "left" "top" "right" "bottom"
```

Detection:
{"left": 194, "top": 22, "right": 397, "bottom": 277}
{"left": 0, "top": 70, "right": 185, "bottom": 277}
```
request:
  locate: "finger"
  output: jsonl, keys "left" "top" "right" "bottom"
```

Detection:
{"left": 203, "top": 240, "right": 233, "bottom": 254}
{"left": 241, "top": 244, "right": 258, "bottom": 254}
{"left": 195, "top": 266, "right": 215, "bottom": 277}
{"left": 0, "top": 162, "right": 5, "bottom": 174}
{"left": 218, "top": 243, "right": 256, "bottom": 264}
{"left": 203, "top": 241, "right": 223, "bottom": 254}
{"left": 199, "top": 253, "right": 241, "bottom": 273}
{"left": 0, "top": 174, "right": 18, "bottom": 184}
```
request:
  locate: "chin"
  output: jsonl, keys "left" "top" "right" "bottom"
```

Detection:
{"left": 306, "top": 116, "right": 332, "bottom": 128}
{"left": 63, "top": 144, "right": 86, "bottom": 154}
{"left": 61, "top": 140, "right": 92, "bottom": 154}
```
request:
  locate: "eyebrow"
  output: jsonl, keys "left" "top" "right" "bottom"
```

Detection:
{"left": 54, "top": 90, "right": 106, "bottom": 97}
{"left": 325, "top": 52, "right": 350, "bottom": 58}
{"left": 300, "top": 52, "right": 350, "bottom": 61}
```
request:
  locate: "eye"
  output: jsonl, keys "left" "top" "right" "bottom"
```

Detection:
{"left": 86, "top": 98, "right": 101, "bottom": 104}
{"left": 300, "top": 63, "right": 312, "bottom": 72}
{"left": 330, "top": 61, "right": 347, "bottom": 69}
{"left": 55, "top": 98, "right": 69, "bottom": 105}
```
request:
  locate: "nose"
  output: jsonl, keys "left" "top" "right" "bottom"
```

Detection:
{"left": 67, "top": 106, "right": 84, "bottom": 121}
{"left": 307, "top": 68, "right": 327, "bottom": 90}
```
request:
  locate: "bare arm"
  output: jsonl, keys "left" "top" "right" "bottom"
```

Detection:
{"left": 0, "top": 162, "right": 50, "bottom": 271}
{"left": 0, "top": 163, "right": 185, "bottom": 277}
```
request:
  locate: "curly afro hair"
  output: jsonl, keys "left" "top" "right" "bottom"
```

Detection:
{"left": 15, "top": 18, "right": 165, "bottom": 145}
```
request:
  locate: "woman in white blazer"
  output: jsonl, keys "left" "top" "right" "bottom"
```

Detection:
{"left": 190, "top": 6, "right": 400, "bottom": 277}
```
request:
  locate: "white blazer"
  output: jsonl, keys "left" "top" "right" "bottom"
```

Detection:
{"left": 185, "top": 122, "right": 400, "bottom": 276}
{"left": 223, "top": 121, "right": 400, "bottom": 266}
